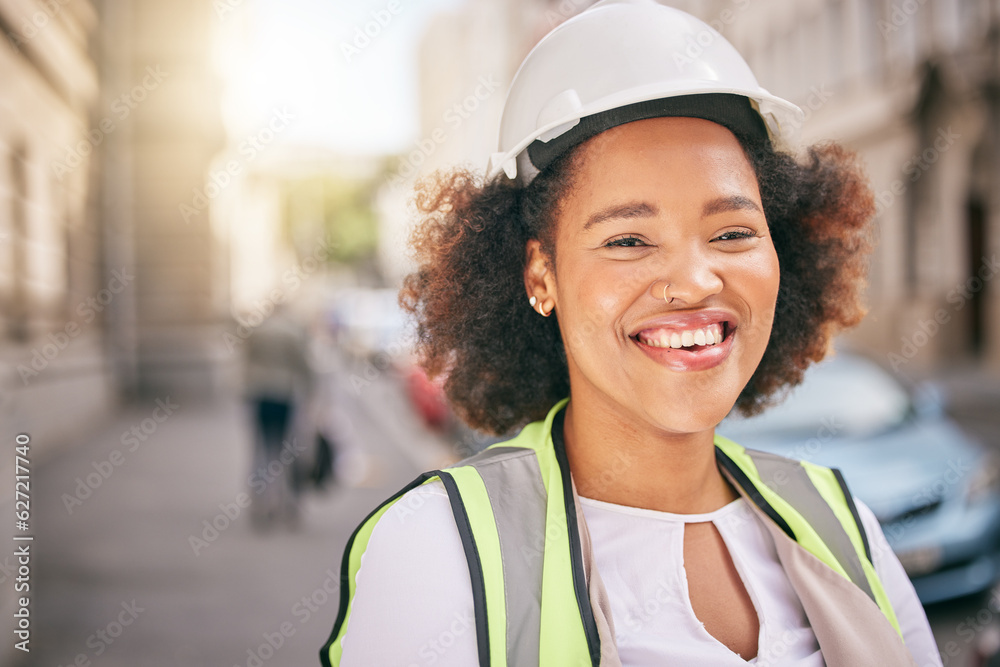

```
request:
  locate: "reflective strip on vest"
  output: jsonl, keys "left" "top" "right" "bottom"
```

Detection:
{"left": 450, "top": 399, "right": 598, "bottom": 666}
{"left": 801, "top": 459, "right": 902, "bottom": 636}
{"left": 459, "top": 446, "right": 546, "bottom": 665}
{"left": 714, "top": 435, "right": 902, "bottom": 638}
{"left": 749, "top": 448, "right": 874, "bottom": 596}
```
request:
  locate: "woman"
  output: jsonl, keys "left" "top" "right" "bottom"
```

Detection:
{"left": 321, "top": 1, "right": 942, "bottom": 665}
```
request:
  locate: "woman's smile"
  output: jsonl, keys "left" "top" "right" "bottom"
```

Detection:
{"left": 630, "top": 308, "right": 739, "bottom": 372}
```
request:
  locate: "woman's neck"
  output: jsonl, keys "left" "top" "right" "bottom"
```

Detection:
{"left": 562, "top": 398, "right": 737, "bottom": 515}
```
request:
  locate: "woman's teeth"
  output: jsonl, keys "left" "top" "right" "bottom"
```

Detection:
{"left": 638, "top": 323, "right": 725, "bottom": 349}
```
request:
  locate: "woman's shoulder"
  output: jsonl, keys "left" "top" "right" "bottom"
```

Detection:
{"left": 335, "top": 478, "right": 468, "bottom": 594}
{"left": 366, "top": 480, "right": 461, "bottom": 554}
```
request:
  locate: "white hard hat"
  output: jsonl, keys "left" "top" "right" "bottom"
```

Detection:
{"left": 486, "top": 0, "right": 804, "bottom": 184}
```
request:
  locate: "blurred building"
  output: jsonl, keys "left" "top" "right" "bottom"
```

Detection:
{"left": 0, "top": 0, "right": 99, "bottom": 655}
{"left": 97, "top": 0, "right": 227, "bottom": 396}
{"left": 0, "top": 0, "right": 105, "bottom": 450}
{"left": 1, "top": 0, "right": 224, "bottom": 651}
{"left": 1, "top": 1, "right": 224, "bottom": 652}
{"left": 0, "top": 0, "right": 227, "bottom": 453}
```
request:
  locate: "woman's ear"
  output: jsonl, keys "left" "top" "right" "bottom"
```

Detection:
{"left": 524, "top": 239, "right": 557, "bottom": 316}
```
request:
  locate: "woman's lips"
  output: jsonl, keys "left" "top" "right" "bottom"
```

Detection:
{"left": 631, "top": 321, "right": 737, "bottom": 372}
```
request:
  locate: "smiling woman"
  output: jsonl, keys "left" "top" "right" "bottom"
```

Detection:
{"left": 320, "top": 2, "right": 942, "bottom": 666}
{"left": 539, "top": 117, "right": 780, "bottom": 436}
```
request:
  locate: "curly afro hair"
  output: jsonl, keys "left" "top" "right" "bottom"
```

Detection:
{"left": 400, "top": 134, "right": 875, "bottom": 436}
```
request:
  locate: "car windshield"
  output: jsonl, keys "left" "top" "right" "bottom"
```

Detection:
{"left": 721, "top": 353, "right": 912, "bottom": 438}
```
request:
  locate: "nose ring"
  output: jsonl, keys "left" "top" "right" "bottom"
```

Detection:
{"left": 663, "top": 283, "right": 674, "bottom": 304}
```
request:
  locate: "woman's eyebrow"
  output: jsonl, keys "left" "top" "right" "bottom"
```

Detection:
{"left": 702, "top": 194, "right": 762, "bottom": 217}
{"left": 583, "top": 202, "right": 657, "bottom": 230}
{"left": 583, "top": 196, "right": 761, "bottom": 230}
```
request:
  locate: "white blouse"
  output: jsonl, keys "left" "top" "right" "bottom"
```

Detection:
{"left": 338, "top": 480, "right": 942, "bottom": 666}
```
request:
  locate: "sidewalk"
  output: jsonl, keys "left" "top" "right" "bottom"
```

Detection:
{"left": 23, "top": 359, "right": 452, "bottom": 667}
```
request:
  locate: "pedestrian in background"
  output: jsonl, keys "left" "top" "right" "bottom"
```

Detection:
{"left": 243, "top": 301, "right": 315, "bottom": 528}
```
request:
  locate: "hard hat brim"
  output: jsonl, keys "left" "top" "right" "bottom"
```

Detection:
{"left": 487, "top": 87, "right": 803, "bottom": 182}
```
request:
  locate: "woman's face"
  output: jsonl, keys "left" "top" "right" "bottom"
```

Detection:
{"left": 535, "top": 116, "right": 780, "bottom": 435}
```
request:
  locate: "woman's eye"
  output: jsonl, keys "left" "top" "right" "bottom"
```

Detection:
{"left": 713, "top": 229, "right": 758, "bottom": 242}
{"left": 604, "top": 235, "right": 648, "bottom": 248}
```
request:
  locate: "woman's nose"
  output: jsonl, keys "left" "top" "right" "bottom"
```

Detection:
{"left": 649, "top": 246, "right": 724, "bottom": 306}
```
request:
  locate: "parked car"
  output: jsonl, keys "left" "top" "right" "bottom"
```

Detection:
{"left": 405, "top": 364, "right": 450, "bottom": 430}
{"left": 718, "top": 351, "right": 1000, "bottom": 604}
{"left": 403, "top": 363, "right": 503, "bottom": 457}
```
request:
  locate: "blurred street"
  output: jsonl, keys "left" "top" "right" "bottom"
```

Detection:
{"left": 22, "top": 349, "right": 456, "bottom": 667}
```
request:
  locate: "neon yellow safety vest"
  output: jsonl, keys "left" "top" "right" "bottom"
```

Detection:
{"left": 321, "top": 399, "right": 907, "bottom": 666}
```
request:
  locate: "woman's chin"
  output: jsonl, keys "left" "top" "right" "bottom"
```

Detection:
{"left": 639, "top": 402, "right": 735, "bottom": 437}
